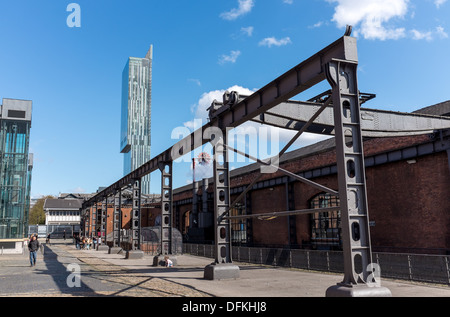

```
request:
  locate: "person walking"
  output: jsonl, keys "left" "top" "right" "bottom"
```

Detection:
{"left": 75, "top": 235, "right": 81, "bottom": 249}
{"left": 28, "top": 235, "right": 40, "bottom": 267}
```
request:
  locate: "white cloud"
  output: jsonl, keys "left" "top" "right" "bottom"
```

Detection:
{"left": 327, "top": 0, "right": 409, "bottom": 40}
{"left": 435, "top": 0, "right": 447, "bottom": 8}
{"left": 259, "top": 36, "right": 292, "bottom": 47}
{"left": 283, "top": 0, "right": 294, "bottom": 4}
{"left": 310, "top": 21, "right": 324, "bottom": 28}
{"left": 190, "top": 154, "right": 214, "bottom": 182}
{"left": 185, "top": 85, "right": 256, "bottom": 126}
{"left": 411, "top": 26, "right": 448, "bottom": 41}
{"left": 218, "top": 50, "right": 241, "bottom": 64}
{"left": 188, "top": 78, "right": 202, "bottom": 87}
{"left": 67, "top": 187, "right": 86, "bottom": 194}
{"left": 183, "top": 86, "right": 331, "bottom": 170}
{"left": 220, "top": 0, "right": 255, "bottom": 20}
{"left": 436, "top": 26, "right": 449, "bottom": 39}
{"left": 411, "top": 29, "right": 433, "bottom": 41}
{"left": 241, "top": 26, "right": 254, "bottom": 36}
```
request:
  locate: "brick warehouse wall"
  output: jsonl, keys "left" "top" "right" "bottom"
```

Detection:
{"left": 172, "top": 134, "right": 450, "bottom": 255}
{"left": 84, "top": 203, "right": 161, "bottom": 238}
{"left": 81, "top": 134, "right": 450, "bottom": 255}
{"left": 366, "top": 151, "right": 450, "bottom": 254}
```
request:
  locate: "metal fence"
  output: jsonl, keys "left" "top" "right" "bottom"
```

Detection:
{"left": 183, "top": 244, "right": 450, "bottom": 285}
{"left": 115, "top": 227, "right": 183, "bottom": 255}
{"left": 28, "top": 225, "right": 80, "bottom": 239}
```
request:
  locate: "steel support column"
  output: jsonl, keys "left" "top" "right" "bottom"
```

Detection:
{"left": 97, "top": 198, "right": 109, "bottom": 251}
{"left": 101, "top": 199, "right": 106, "bottom": 237}
{"left": 91, "top": 202, "right": 97, "bottom": 239}
{"left": 160, "top": 161, "right": 173, "bottom": 256}
{"left": 204, "top": 129, "right": 240, "bottom": 280}
{"left": 191, "top": 180, "right": 199, "bottom": 229}
{"left": 201, "top": 179, "right": 209, "bottom": 228}
{"left": 110, "top": 190, "right": 122, "bottom": 254}
{"left": 126, "top": 178, "right": 144, "bottom": 259}
{"left": 84, "top": 208, "right": 90, "bottom": 238}
{"left": 325, "top": 59, "right": 391, "bottom": 297}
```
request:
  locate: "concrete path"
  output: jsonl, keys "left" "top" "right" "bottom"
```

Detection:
{"left": 0, "top": 243, "right": 449, "bottom": 298}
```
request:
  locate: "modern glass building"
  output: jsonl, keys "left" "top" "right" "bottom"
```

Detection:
{"left": 0, "top": 98, "right": 33, "bottom": 241}
{"left": 120, "top": 46, "right": 153, "bottom": 194}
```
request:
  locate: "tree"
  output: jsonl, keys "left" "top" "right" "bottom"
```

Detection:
{"left": 28, "top": 195, "right": 55, "bottom": 225}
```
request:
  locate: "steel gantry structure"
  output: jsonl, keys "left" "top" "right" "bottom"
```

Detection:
{"left": 81, "top": 27, "right": 450, "bottom": 296}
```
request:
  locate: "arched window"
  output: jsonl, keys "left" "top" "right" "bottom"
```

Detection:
{"left": 230, "top": 203, "right": 247, "bottom": 245}
{"left": 182, "top": 210, "right": 190, "bottom": 235}
{"left": 310, "top": 193, "right": 341, "bottom": 250}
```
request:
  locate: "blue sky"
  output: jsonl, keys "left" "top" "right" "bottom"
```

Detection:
{"left": 0, "top": 0, "right": 449, "bottom": 198}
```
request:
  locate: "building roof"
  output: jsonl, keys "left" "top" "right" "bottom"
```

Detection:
{"left": 43, "top": 198, "right": 83, "bottom": 210}
{"left": 58, "top": 193, "right": 95, "bottom": 200}
{"left": 414, "top": 100, "right": 450, "bottom": 117}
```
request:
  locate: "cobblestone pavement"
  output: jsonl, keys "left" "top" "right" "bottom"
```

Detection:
{"left": 0, "top": 244, "right": 211, "bottom": 297}
{"left": 1, "top": 243, "right": 450, "bottom": 298}
{"left": 64, "top": 246, "right": 211, "bottom": 297}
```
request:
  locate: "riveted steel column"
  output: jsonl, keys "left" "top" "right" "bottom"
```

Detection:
{"left": 131, "top": 179, "right": 141, "bottom": 251}
{"left": 159, "top": 161, "right": 173, "bottom": 256}
{"left": 84, "top": 208, "right": 90, "bottom": 238}
{"left": 98, "top": 198, "right": 109, "bottom": 251}
{"left": 109, "top": 190, "right": 123, "bottom": 254}
{"left": 113, "top": 190, "right": 121, "bottom": 247}
{"left": 204, "top": 129, "right": 240, "bottom": 279}
{"left": 201, "top": 178, "right": 209, "bottom": 226}
{"left": 126, "top": 179, "right": 144, "bottom": 259}
{"left": 325, "top": 58, "right": 391, "bottom": 296}
{"left": 91, "top": 202, "right": 97, "bottom": 239}
{"left": 191, "top": 180, "right": 199, "bottom": 229}
{"left": 101, "top": 198, "right": 107, "bottom": 240}
{"left": 213, "top": 132, "right": 231, "bottom": 264}
{"left": 328, "top": 59, "right": 372, "bottom": 284}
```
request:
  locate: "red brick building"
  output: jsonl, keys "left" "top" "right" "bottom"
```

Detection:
{"left": 171, "top": 103, "right": 450, "bottom": 255}
{"left": 83, "top": 193, "right": 162, "bottom": 240}
{"left": 84, "top": 103, "right": 450, "bottom": 256}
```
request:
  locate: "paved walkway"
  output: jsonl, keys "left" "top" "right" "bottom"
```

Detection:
{"left": 0, "top": 243, "right": 449, "bottom": 298}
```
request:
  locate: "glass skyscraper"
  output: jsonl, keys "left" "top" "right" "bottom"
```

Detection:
{"left": 0, "top": 98, "right": 33, "bottom": 240}
{"left": 120, "top": 46, "right": 152, "bottom": 194}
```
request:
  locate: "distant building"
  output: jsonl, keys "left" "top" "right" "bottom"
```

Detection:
{"left": 120, "top": 46, "right": 153, "bottom": 194}
{"left": 0, "top": 98, "right": 33, "bottom": 242}
{"left": 43, "top": 197, "right": 83, "bottom": 238}
{"left": 43, "top": 198, "right": 83, "bottom": 226}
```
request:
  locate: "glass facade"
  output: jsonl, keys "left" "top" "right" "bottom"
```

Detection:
{"left": 120, "top": 46, "right": 152, "bottom": 194}
{"left": 0, "top": 99, "right": 33, "bottom": 239}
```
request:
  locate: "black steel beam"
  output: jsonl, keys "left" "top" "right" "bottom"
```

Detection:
{"left": 82, "top": 35, "right": 357, "bottom": 208}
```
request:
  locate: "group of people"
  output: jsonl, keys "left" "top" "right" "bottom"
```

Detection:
{"left": 27, "top": 233, "right": 175, "bottom": 268}
{"left": 74, "top": 235, "right": 102, "bottom": 250}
